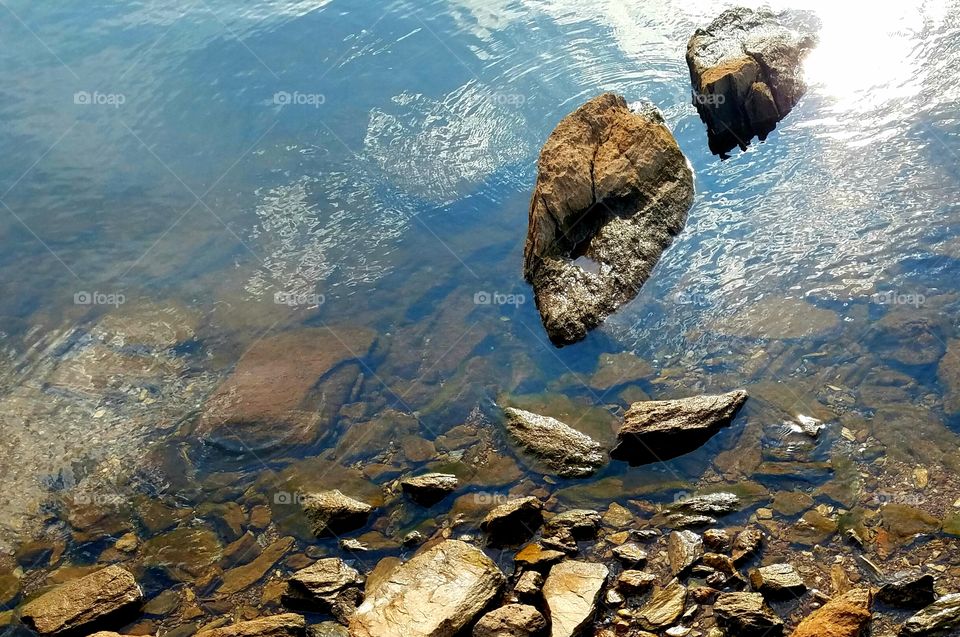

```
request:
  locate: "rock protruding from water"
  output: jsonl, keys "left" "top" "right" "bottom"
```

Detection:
{"left": 611, "top": 391, "right": 748, "bottom": 465}
{"left": 749, "top": 564, "right": 806, "bottom": 598}
{"left": 791, "top": 588, "right": 871, "bottom": 637}
{"left": 714, "top": 592, "right": 783, "bottom": 637}
{"left": 473, "top": 604, "right": 547, "bottom": 637}
{"left": 686, "top": 7, "right": 818, "bottom": 155}
{"left": 20, "top": 565, "right": 143, "bottom": 635}
{"left": 349, "top": 540, "right": 505, "bottom": 637}
{"left": 901, "top": 593, "right": 960, "bottom": 636}
{"left": 194, "top": 614, "right": 306, "bottom": 637}
{"left": 481, "top": 497, "right": 544, "bottom": 547}
{"left": 542, "top": 561, "right": 608, "bottom": 637}
{"left": 285, "top": 558, "right": 363, "bottom": 615}
{"left": 668, "top": 530, "right": 704, "bottom": 576}
{"left": 503, "top": 407, "right": 606, "bottom": 478}
{"left": 300, "top": 490, "right": 372, "bottom": 537}
{"left": 523, "top": 93, "right": 694, "bottom": 345}
{"left": 400, "top": 473, "right": 459, "bottom": 506}
{"left": 877, "top": 572, "right": 936, "bottom": 609}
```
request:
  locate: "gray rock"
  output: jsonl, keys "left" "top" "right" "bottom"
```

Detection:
{"left": 523, "top": 93, "right": 694, "bottom": 345}
{"left": 666, "top": 513, "right": 717, "bottom": 529}
{"left": 749, "top": 564, "right": 806, "bottom": 598}
{"left": 542, "top": 561, "right": 608, "bottom": 637}
{"left": 544, "top": 509, "right": 602, "bottom": 539}
{"left": 637, "top": 579, "right": 687, "bottom": 630}
{"left": 194, "top": 614, "right": 306, "bottom": 637}
{"left": 473, "top": 604, "right": 547, "bottom": 637}
{"left": 400, "top": 473, "right": 459, "bottom": 506}
{"left": 611, "top": 391, "right": 748, "bottom": 465}
{"left": 301, "top": 490, "right": 372, "bottom": 537}
{"left": 668, "top": 530, "right": 704, "bottom": 576}
{"left": 714, "top": 592, "right": 783, "bottom": 637}
{"left": 503, "top": 408, "right": 605, "bottom": 478}
{"left": 481, "top": 497, "right": 543, "bottom": 547}
{"left": 686, "top": 7, "right": 818, "bottom": 155}
{"left": 20, "top": 565, "right": 143, "bottom": 635}
{"left": 877, "top": 571, "right": 936, "bottom": 609}
{"left": 673, "top": 492, "right": 740, "bottom": 515}
{"left": 901, "top": 593, "right": 960, "bottom": 636}
{"left": 349, "top": 540, "right": 505, "bottom": 637}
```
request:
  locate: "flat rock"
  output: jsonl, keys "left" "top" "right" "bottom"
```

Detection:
{"left": 617, "top": 570, "right": 656, "bottom": 595}
{"left": 687, "top": 7, "right": 818, "bottom": 155}
{"left": 673, "top": 492, "right": 740, "bottom": 515}
{"left": 400, "top": 473, "right": 459, "bottom": 506}
{"left": 349, "top": 540, "right": 505, "bottom": 637}
{"left": 543, "top": 561, "right": 608, "bottom": 637}
{"left": 523, "top": 93, "right": 694, "bottom": 345}
{"left": 877, "top": 572, "right": 936, "bottom": 609}
{"left": 668, "top": 530, "right": 704, "bottom": 575}
{"left": 20, "top": 565, "right": 142, "bottom": 635}
{"left": 301, "top": 490, "right": 372, "bottom": 537}
{"left": 515, "top": 571, "right": 544, "bottom": 599}
{"left": 503, "top": 408, "right": 605, "bottom": 478}
{"left": 637, "top": 579, "right": 687, "bottom": 630}
{"left": 514, "top": 544, "right": 566, "bottom": 570}
{"left": 714, "top": 592, "right": 783, "bottom": 637}
{"left": 611, "top": 391, "right": 748, "bottom": 465}
{"left": 481, "top": 497, "right": 543, "bottom": 547}
{"left": 791, "top": 588, "right": 871, "bottom": 637}
{"left": 612, "top": 543, "right": 647, "bottom": 567}
{"left": 217, "top": 536, "right": 295, "bottom": 597}
{"left": 901, "top": 592, "right": 960, "bottom": 636}
{"left": 286, "top": 558, "right": 363, "bottom": 610}
{"left": 732, "top": 527, "right": 764, "bottom": 564}
{"left": 195, "top": 614, "right": 306, "bottom": 637}
{"left": 473, "top": 604, "right": 547, "bottom": 637}
{"left": 749, "top": 564, "right": 806, "bottom": 598}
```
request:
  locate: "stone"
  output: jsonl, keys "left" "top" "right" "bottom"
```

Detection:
{"left": 515, "top": 571, "right": 544, "bottom": 599}
{"left": 543, "top": 561, "right": 608, "bottom": 637}
{"left": 502, "top": 408, "right": 605, "bottom": 478}
{"left": 307, "top": 622, "right": 348, "bottom": 637}
{"left": 142, "top": 526, "right": 222, "bottom": 580}
{"left": 637, "top": 579, "right": 687, "bottom": 630}
{"left": 901, "top": 593, "right": 960, "bottom": 636}
{"left": 673, "top": 492, "right": 740, "bottom": 515}
{"left": 196, "top": 328, "right": 375, "bottom": 451}
{"left": 938, "top": 339, "right": 960, "bottom": 414}
{"left": 20, "top": 565, "right": 143, "bottom": 635}
{"left": 481, "top": 497, "right": 543, "bottom": 547}
{"left": 876, "top": 572, "right": 936, "bottom": 609}
{"left": 473, "top": 604, "right": 547, "bottom": 637}
{"left": 687, "top": 7, "right": 818, "bottom": 155}
{"left": 400, "top": 473, "right": 459, "bottom": 506}
{"left": 523, "top": 93, "right": 694, "bottom": 345}
{"left": 791, "top": 588, "right": 871, "bottom": 637}
{"left": 543, "top": 509, "right": 602, "bottom": 540}
{"left": 617, "top": 570, "right": 656, "bottom": 595}
{"left": 222, "top": 531, "right": 260, "bottom": 569}
{"left": 301, "top": 490, "right": 373, "bottom": 537}
{"left": 881, "top": 504, "right": 940, "bottom": 543}
{"left": 349, "top": 540, "right": 504, "bottom": 637}
{"left": 612, "top": 543, "right": 647, "bottom": 567}
{"left": 611, "top": 391, "right": 748, "bottom": 465}
{"left": 194, "top": 614, "right": 305, "bottom": 637}
{"left": 668, "top": 530, "right": 704, "bottom": 575}
{"left": 217, "top": 536, "right": 295, "bottom": 597}
{"left": 703, "top": 529, "right": 731, "bottom": 552}
{"left": 285, "top": 558, "right": 363, "bottom": 612}
{"left": 773, "top": 491, "right": 814, "bottom": 517}
{"left": 749, "top": 564, "right": 806, "bottom": 598}
{"left": 787, "top": 510, "right": 838, "bottom": 546}
{"left": 514, "top": 544, "right": 566, "bottom": 570}
{"left": 714, "top": 592, "right": 783, "bottom": 637}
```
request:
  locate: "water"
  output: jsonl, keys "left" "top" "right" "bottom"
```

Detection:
{"left": 2, "top": 0, "right": 960, "bottom": 628}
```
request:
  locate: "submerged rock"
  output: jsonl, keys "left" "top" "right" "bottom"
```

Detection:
{"left": 637, "top": 579, "right": 687, "bottom": 630}
{"left": 19, "top": 565, "right": 143, "bottom": 635}
{"left": 399, "top": 473, "right": 459, "bottom": 506}
{"left": 301, "top": 490, "right": 373, "bottom": 537}
{"left": 523, "top": 93, "right": 694, "bottom": 345}
{"left": 749, "top": 564, "right": 806, "bottom": 598}
{"left": 473, "top": 604, "right": 547, "bottom": 637}
{"left": 791, "top": 588, "right": 871, "bottom": 637}
{"left": 611, "top": 391, "right": 748, "bottom": 465}
{"left": 938, "top": 339, "right": 960, "bottom": 415}
{"left": 687, "top": 7, "right": 818, "bottom": 155}
{"left": 543, "top": 561, "right": 608, "bottom": 637}
{"left": 195, "top": 614, "right": 305, "bottom": 637}
{"left": 714, "top": 592, "right": 783, "bottom": 637}
{"left": 481, "top": 497, "right": 543, "bottom": 547}
{"left": 901, "top": 593, "right": 960, "bottom": 636}
{"left": 349, "top": 540, "right": 504, "bottom": 637}
{"left": 502, "top": 407, "right": 605, "bottom": 478}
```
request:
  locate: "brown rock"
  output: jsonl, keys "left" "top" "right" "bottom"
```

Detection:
{"left": 301, "top": 490, "right": 372, "bottom": 537}
{"left": 217, "top": 536, "right": 294, "bottom": 597}
{"left": 543, "top": 561, "right": 608, "bottom": 637}
{"left": 790, "top": 588, "right": 871, "bottom": 637}
{"left": 481, "top": 497, "right": 543, "bottom": 547}
{"left": 473, "top": 604, "right": 547, "bottom": 637}
{"left": 502, "top": 408, "right": 605, "bottom": 478}
{"left": 714, "top": 592, "right": 783, "bottom": 637}
{"left": 194, "top": 613, "right": 305, "bottom": 637}
{"left": 616, "top": 570, "right": 656, "bottom": 595}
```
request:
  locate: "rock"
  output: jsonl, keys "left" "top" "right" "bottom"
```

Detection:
{"left": 502, "top": 408, "right": 605, "bottom": 478}
{"left": 612, "top": 543, "right": 647, "bottom": 567}
{"left": 285, "top": 558, "right": 363, "bottom": 612}
{"left": 787, "top": 510, "right": 839, "bottom": 546}
{"left": 542, "top": 561, "right": 608, "bottom": 637}
{"left": 637, "top": 579, "right": 687, "bottom": 630}
{"left": 544, "top": 509, "right": 602, "bottom": 539}
{"left": 196, "top": 328, "right": 375, "bottom": 451}
{"left": 882, "top": 504, "right": 941, "bottom": 544}
{"left": 668, "top": 530, "right": 704, "bottom": 575}
{"left": 195, "top": 614, "right": 306, "bottom": 637}
{"left": 791, "top": 588, "right": 871, "bottom": 637}
{"left": 686, "top": 7, "right": 818, "bottom": 155}
{"left": 666, "top": 514, "right": 717, "bottom": 529}
{"left": 222, "top": 531, "right": 260, "bottom": 569}
{"left": 673, "top": 492, "right": 740, "bottom": 515}
{"left": 732, "top": 527, "right": 763, "bottom": 564}
{"left": 217, "top": 536, "right": 295, "bottom": 597}
{"left": 522, "top": 92, "right": 694, "bottom": 345}
{"left": 307, "top": 622, "right": 348, "bottom": 637}
{"left": 515, "top": 571, "right": 544, "bottom": 599}
{"left": 901, "top": 593, "right": 960, "bottom": 636}
{"left": 938, "top": 340, "right": 960, "bottom": 415}
{"left": 611, "top": 391, "right": 748, "bottom": 465}
{"left": 349, "top": 540, "right": 505, "bottom": 637}
{"left": 481, "top": 497, "right": 543, "bottom": 547}
{"left": 877, "top": 572, "right": 936, "bottom": 609}
{"left": 773, "top": 491, "right": 814, "bottom": 517}
{"left": 617, "top": 570, "right": 656, "bottom": 595}
{"left": 714, "top": 592, "right": 783, "bottom": 637}
{"left": 749, "top": 564, "right": 806, "bottom": 598}
{"left": 19, "top": 565, "right": 143, "bottom": 635}
{"left": 514, "top": 544, "right": 566, "bottom": 570}
{"left": 473, "top": 604, "right": 547, "bottom": 637}
{"left": 400, "top": 473, "right": 459, "bottom": 506}
{"left": 301, "top": 490, "right": 372, "bottom": 537}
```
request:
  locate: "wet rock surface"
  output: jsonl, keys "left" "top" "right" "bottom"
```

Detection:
{"left": 668, "top": 530, "right": 704, "bottom": 576}
{"left": 542, "top": 560, "right": 608, "bottom": 637}
{"left": 877, "top": 572, "right": 936, "bottom": 609}
{"left": 687, "top": 7, "right": 818, "bottom": 155}
{"left": 611, "top": 391, "right": 748, "bottom": 465}
{"left": 748, "top": 563, "right": 806, "bottom": 597}
{"left": 300, "top": 490, "right": 372, "bottom": 537}
{"left": 791, "top": 588, "right": 871, "bottom": 637}
{"left": 502, "top": 407, "right": 606, "bottom": 478}
{"left": 522, "top": 92, "right": 694, "bottom": 345}
{"left": 473, "top": 604, "right": 547, "bottom": 637}
{"left": 285, "top": 558, "right": 363, "bottom": 613}
{"left": 637, "top": 579, "right": 687, "bottom": 630}
{"left": 399, "top": 473, "right": 459, "bottom": 506}
{"left": 714, "top": 592, "right": 783, "bottom": 637}
{"left": 194, "top": 613, "right": 306, "bottom": 637}
{"left": 481, "top": 497, "right": 543, "bottom": 546}
{"left": 901, "top": 593, "right": 960, "bottom": 636}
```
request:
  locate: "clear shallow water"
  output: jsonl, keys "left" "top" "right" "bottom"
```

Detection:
{"left": 2, "top": 0, "right": 960, "bottom": 624}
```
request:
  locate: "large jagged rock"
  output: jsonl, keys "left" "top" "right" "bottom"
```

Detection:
{"left": 523, "top": 93, "right": 694, "bottom": 345}
{"left": 194, "top": 614, "right": 306, "bottom": 637}
{"left": 714, "top": 592, "right": 783, "bottom": 637}
{"left": 300, "top": 490, "right": 372, "bottom": 537}
{"left": 901, "top": 593, "right": 960, "bottom": 636}
{"left": 481, "top": 497, "right": 544, "bottom": 547}
{"left": 349, "top": 540, "right": 505, "bottom": 637}
{"left": 503, "top": 407, "right": 606, "bottom": 478}
{"left": 791, "top": 588, "right": 871, "bottom": 637}
{"left": 284, "top": 558, "right": 363, "bottom": 616}
{"left": 19, "top": 565, "right": 143, "bottom": 635}
{"left": 877, "top": 572, "right": 936, "bottom": 609}
{"left": 611, "top": 391, "right": 748, "bottom": 465}
{"left": 687, "top": 7, "right": 818, "bottom": 155}
{"left": 542, "top": 561, "right": 608, "bottom": 637}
